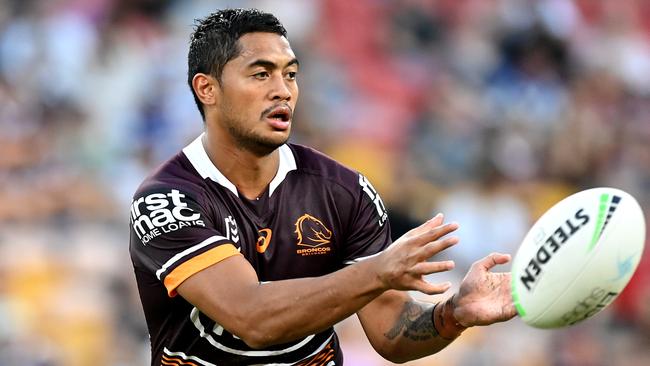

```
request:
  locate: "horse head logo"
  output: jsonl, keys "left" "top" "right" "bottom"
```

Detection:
{"left": 295, "top": 214, "right": 332, "bottom": 247}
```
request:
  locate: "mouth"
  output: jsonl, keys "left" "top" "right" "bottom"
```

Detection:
{"left": 262, "top": 105, "right": 292, "bottom": 130}
{"left": 264, "top": 105, "right": 292, "bottom": 122}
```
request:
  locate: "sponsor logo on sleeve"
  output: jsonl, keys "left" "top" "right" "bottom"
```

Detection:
{"left": 359, "top": 174, "right": 388, "bottom": 226}
{"left": 295, "top": 214, "right": 333, "bottom": 256}
{"left": 130, "top": 189, "right": 205, "bottom": 245}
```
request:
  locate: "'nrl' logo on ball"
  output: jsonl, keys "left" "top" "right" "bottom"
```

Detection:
{"left": 295, "top": 213, "right": 333, "bottom": 256}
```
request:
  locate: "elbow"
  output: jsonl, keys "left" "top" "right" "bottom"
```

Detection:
{"left": 238, "top": 323, "right": 309, "bottom": 349}
{"left": 239, "top": 330, "right": 274, "bottom": 350}
{"left": 235, "top": 321, "right": 285, "bottom": 350}
{"left": 378, "top": 352, "right": 411, "bottom": 364}
{"left": 379, "top": 352, "right": 404, "bottom": 364}
{"left": 373, "top": 343, "right": 414, "bottom": 364}
{"left": 384, "top": 355, "right": 413, "bottom": 364}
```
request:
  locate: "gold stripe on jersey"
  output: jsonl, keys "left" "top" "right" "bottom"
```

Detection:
{"left": 161, "top": 354, "right": 199, "bottom": 365}
{"left": 164, "top": 243, "right": 241, "bottom": 297}
{"left": 296, "top": 340, "right": 336, "bottom": 365}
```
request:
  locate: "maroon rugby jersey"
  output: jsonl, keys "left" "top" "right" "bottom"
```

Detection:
{"left": 129, "top": 134, "right": 391, "bottom": 365}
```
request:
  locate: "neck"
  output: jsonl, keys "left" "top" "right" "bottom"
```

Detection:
{"left": 202, "top": 131, "right": 280, "bottom": 200}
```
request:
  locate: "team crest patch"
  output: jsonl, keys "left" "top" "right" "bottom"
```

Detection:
{"left": 295, "top": 214, "right": 332, "bottom": 256}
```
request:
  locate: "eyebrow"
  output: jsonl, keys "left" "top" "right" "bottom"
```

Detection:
{"left": 247, "top": 58, "right": 300, "bottom": 70}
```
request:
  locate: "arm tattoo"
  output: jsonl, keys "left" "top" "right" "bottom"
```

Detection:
{"left": 384, "top": 301, "right": 438, "bottom": 341}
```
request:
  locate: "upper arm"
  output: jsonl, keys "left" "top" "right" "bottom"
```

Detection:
{"left": 129, "top": 185, "right": 277, "bottom": 343}
{"left": 176, "top": 253, "right": 261, "bottom": 335}
{"left": 129, "top": 186, "right": 241, "bottom": 296}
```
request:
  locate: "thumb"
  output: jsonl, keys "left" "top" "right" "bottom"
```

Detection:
{"left": 474, "top": 252, "right": 511, "bottom": 272}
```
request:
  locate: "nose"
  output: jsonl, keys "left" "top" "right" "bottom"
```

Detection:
{"left": 269, "top": 75, "right": 292, "bottom": 101}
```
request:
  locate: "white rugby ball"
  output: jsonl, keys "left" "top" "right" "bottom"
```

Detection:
{"left": 511, "top": 187, "right": 646, "bottom": 328}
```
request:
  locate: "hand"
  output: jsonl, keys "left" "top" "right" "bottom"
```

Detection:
{"left": 452, "top": 253, "right": 517, "bottom": 327}
{"left": 373, "top": 214, "right": 459, "bottom": 295}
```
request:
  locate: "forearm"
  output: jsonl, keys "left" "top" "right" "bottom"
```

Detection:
{"left": 178, "top": 219, "right": 462, "bottom": 350}
{"left": 384, "top": 299, "right": 465, "bottom": 362}
{"left": 246, "top": 259, "right": 386, "bottom": 346}
{"left": 181, "top": 255, "right": 388, "bottom": 349}
{"left": 365, "top": 251, "right": 517, "bottom": 363}
{"left": 359, "top": 292, "right": 466, "bottom": 363}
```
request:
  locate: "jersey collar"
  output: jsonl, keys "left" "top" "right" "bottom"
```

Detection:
{"left": 182, "top": 133, "right": 297, "bottom": 198}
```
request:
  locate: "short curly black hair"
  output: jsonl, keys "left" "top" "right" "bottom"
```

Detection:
{"left": 188, "top": 8, "right": 287, "bottom": 121}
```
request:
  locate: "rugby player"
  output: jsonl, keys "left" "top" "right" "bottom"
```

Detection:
{"left": 129, "top": 8, "right": 516, "bottom": 365}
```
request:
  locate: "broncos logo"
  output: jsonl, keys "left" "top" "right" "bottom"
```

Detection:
{"left": 295, "top": 214, "right": 332, "bottom": 247}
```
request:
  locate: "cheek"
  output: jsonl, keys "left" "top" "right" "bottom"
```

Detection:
{"left": 290, "top": 84, "right": 299, "bottom": 106}
{"left": 222, "top": 88, "right": 260, "bottom": 115}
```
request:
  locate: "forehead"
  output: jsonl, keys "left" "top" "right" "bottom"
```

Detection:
{"left": 234, "top": 32, "right": 296, "bottom": 65}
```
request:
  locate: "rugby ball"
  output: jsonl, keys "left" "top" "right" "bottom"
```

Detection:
{"left": 511, "top": 187, "right": 646, "bottom": 328}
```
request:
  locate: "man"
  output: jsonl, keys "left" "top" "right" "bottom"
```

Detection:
{"left": 129, "top": 8, "right": 516, "bottom": 365}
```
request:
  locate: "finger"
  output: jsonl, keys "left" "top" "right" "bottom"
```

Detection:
{"left": 411, "top": 222, "right": 460, "bottom": 247}
{"left": 500, "top": 295, "right": 518, "bottom": 319}
{"left": 428, "top": 213, "right": 444, "bottom": 227}
{"left": 498, "top": 275, "right": 518, "bottom": 319}
{"left": 413, "top": 280, "right": 452, "bottom": 295}
{"left": 403, "top": 213, "right": 444, "bottom": 238}
{"left": 474, "top": 252, "right": 511, "bottom": 271}
{"left": 419, "top": 236, "right": 460, "bottom": 258}
{"left": 411, "top": 260, "right": 455, "bottom": 275}
{"left": 505, "top": 303, "right": 517, "bottom": 319}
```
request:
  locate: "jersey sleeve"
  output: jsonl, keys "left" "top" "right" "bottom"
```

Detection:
{"left": 341, "top": 174, "right": 392, "bottom": 265}
{"left": 129, "top": 186, "right": 240, "bottom": 297}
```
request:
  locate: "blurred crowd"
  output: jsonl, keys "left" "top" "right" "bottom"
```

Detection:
{"left": 1, "top": 0, "right": 649, "bottom": 365}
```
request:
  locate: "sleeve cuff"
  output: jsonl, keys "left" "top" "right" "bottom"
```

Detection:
{"left": 163, "top": 243, "right": 241, "bottom": 297}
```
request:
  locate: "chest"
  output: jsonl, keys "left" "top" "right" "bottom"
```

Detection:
{"left": 209, "top": 184, "right": 347, "bottom": 281}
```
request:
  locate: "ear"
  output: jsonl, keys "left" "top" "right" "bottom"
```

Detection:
{"left": 192, "top": 73, "right": 219, "bottom": 108}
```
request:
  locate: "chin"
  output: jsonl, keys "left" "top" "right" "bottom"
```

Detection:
{"left": 263, "top": 127, "right": 291, "bottom": 146}
{"left": 241, "top": 134, "right": 289, "bottom": 156}
{"left": 227, "top": 124, "right": 290, "bottom": 156}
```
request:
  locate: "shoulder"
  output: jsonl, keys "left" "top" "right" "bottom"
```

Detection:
{"left": 134, "top": 151, "right": 206, "bottom": 202}
{"left": 129, "top": 152, "right": 212, "bottom": 241}
{"left": 288, "top": 143, "right": 362, "bottom": 192}
{"left": 287, "top": 144, "right": 388, "bottom": 226}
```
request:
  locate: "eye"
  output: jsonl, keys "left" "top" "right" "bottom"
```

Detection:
{"left": 253, "top": 71, "right": 269, "bottom": 80}
{"left": 286, "top": 71, "right": 297, "bottom": 81}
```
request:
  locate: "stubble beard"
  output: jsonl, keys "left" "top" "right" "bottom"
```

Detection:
{"left": 225, "top": 118, "right": 289, "bottom": 157}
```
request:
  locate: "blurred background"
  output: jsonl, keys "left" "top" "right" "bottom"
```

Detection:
{"left": 1, "top": 0, "right": 649, "bottom": 365}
